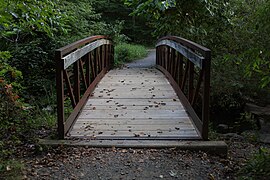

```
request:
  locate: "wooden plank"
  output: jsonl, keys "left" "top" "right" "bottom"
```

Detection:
{"left": 92, "top": 89, "right": 176, "bottom": 94}
{"left": 94, "top": 85, "right": 174, "bottom": 91}
{"left": 90, "top": 95, "right": 178, "bottom": 99}
{"left": 91, "top": 91, "right": 177, "bottom": 98}
{"left": 96, "top": 84, "right": 172, "bottom": 89}
{"left": 78, "top": 110, "right": 189, "bottom": 119}
{"left": 69, "top": 129, "right": 198, "bottom": 137}
{"left": 72, "top": 124, "right": 195, "bottom": 131}
{"left": 83, "top": 105, "right": 183, "bottom": 110}
{"left": 86, "top": 98, "right": 181, "bottom": 106}
{"left": 99, "top": 76, "right": 169, "bottom": 81}
{"left": 63, "top": 39, "right": 111, "bottom": 69}
{"left": 106, "top": 69, "right": 164, "bottom": 76}
{"left": 156, "top": 39, "right": 204, "bottom": 69}
{"left": 74, "top": 118, "right": 192, "bottom": 124}
{"left": 98, "top": 81, "right": 170, "bottom": 85}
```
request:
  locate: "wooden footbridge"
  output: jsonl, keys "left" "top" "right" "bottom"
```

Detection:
{"left": 53, "top": 35, "right": 226, "bottom": 152}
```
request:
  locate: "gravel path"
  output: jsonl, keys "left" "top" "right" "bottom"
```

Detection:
{"left": 21, "top": 139, "right": 261, "bottom": 180}
{"left": 125, "top": 50, "right": 156, "bottom": 68}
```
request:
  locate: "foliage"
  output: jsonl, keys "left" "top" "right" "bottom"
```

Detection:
{"left": 0, "top": 51, "right": 23, "bottom": 127}
{"left": 0, "top": 51, "right": 28, "bottom": 166}
{"left": 125, "top": 0, "right": 270, "bottom": 125}
{"left": 1, "top": 0, "right": 130, "bottom": 97}
{"left": 101, "top": 20, "right": 130, "bottom": 45}
{"left": 93, "top": 0, "right": 154, "bottom": 44}
{"left": 58, "top": 0, "right": 105, "bottom": 43}
{"left": 0, "top": 159, "right": 24, "bottom": 179}
{"left": 0, "top": 0, "right": 68, "bottom": 97}
{"left": 238, "top": 147, "right": 270, "bottom": 179}
{"left": 114, "top": 43, "right": 148, "bottom": 65}
{"left": 0, "top": 0, "right": 67, "bottom": 45}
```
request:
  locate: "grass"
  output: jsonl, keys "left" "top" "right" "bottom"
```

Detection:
{"left": 114, "top": 43, "right": 148, "bottom": 66}
{"left": 0, "top": 159, "right": 24, "bottom": 180}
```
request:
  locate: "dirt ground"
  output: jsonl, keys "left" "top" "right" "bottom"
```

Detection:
{"left": 15, "top": 136, "right": 265, "bottom": 180}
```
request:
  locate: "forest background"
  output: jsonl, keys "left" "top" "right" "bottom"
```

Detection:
{"left": 0, "top": 0, "right": 269, "bottom": 178}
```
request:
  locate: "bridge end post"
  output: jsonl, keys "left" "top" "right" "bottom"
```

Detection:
{"left": 202, "top": 50, "right": 211, "bottom": 140}
{"left": 55, "top": 50, "right": 65, "bottom": 139}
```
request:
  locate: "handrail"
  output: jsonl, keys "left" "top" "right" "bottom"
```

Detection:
{"left": 55, "top": 35, "right": 114, "bottom": 139}
{"left": 156, "top": 36, "right": 211, "bottom": 140}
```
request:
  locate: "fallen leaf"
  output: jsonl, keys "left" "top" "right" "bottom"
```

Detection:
{"left": 169, "top": 170, "right": 177, "bottom": 177}
{"left": 6, "top": 166, "right": 11, "bottom": 171}
{"left": 208, "top": 173, "right": 215, "bottom": 180}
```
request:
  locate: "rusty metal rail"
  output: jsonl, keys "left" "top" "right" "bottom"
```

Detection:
{"left": 156, "top": 36, "right": 211, "bottom": 140}
{"left": 55, "top": 35, "right": 114, "bottom": 139}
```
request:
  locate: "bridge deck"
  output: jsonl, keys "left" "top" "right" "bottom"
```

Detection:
{"left": 68, "top": 68, "right": 201, "bottom": 140}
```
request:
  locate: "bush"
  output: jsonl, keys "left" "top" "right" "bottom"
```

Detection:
{"left": 114, "top": 43, "right": 147, "bottom": 65}
{"left": 0, "top": 51, "right": 28, "bottom": 163}
{"left": 238, "top": 148, "right": 270, "bottom": 179}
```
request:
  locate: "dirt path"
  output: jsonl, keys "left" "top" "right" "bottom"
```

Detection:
{"left": 125, "top": 49, "right": 156, "bottom": 68}
{"left": 21, "top": 139, "right": 260, "bottom": 180}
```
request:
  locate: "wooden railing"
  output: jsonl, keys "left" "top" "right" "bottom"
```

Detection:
{"left": 156, "top": 36, "right": 211, "bottom": 140}
{"left": 55, "top": 35, "right": 114, "bottom": 139}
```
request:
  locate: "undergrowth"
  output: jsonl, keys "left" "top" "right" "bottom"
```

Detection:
{"left": 114, "top": 43, "right": 148, "bottom": 66}
{"left": 238, "top": 147, "right": 270, "bottom": 179}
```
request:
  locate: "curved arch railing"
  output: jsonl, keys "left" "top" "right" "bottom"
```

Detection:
{"left": 55, "top": 35, "right": 114, "bottom": 139}
{"left": 156, "top": 36, "right": 211, "bottom": 140}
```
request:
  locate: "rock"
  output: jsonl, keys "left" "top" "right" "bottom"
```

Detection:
{"left": 259, "top": 134, "right": 270, "bottom": 144}
{"left": 245, "top": 103, "right": 270, "bottom": 116}
{"left": 221, "top": 133, "right": 244, "bottom": 140}
{"left": 217, "top": 124, "right": 229, "bottom": 133}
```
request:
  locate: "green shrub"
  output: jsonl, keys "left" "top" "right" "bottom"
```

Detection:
{"left": 238, "top": 148, "right": 270, "bottom": 179}
{"left": 114, "top": 43, "right": 147, "bottom": 65}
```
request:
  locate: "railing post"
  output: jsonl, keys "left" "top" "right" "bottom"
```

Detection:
{"left": 74, "top": 61, "right": 80, "bottom": 103}
{"left": 86, "top": 53, "right": 91, "bottom": 86}
{"left": 55, "top": 50, "right": 65, "bottom": 139}
{"left": 178, "top": 54, "right": 183, "bottom": 86}
{"left": 188, "top": 63, "right": 194, "bottom": 102}
{"left": 202, "top": 50, "right": 211, "bottom": 140}
{"left": 156, "top": 47, "right": 158, "bottom": 65}
{"left": 110, "top": 44, "right": 114, "bottom": 69}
